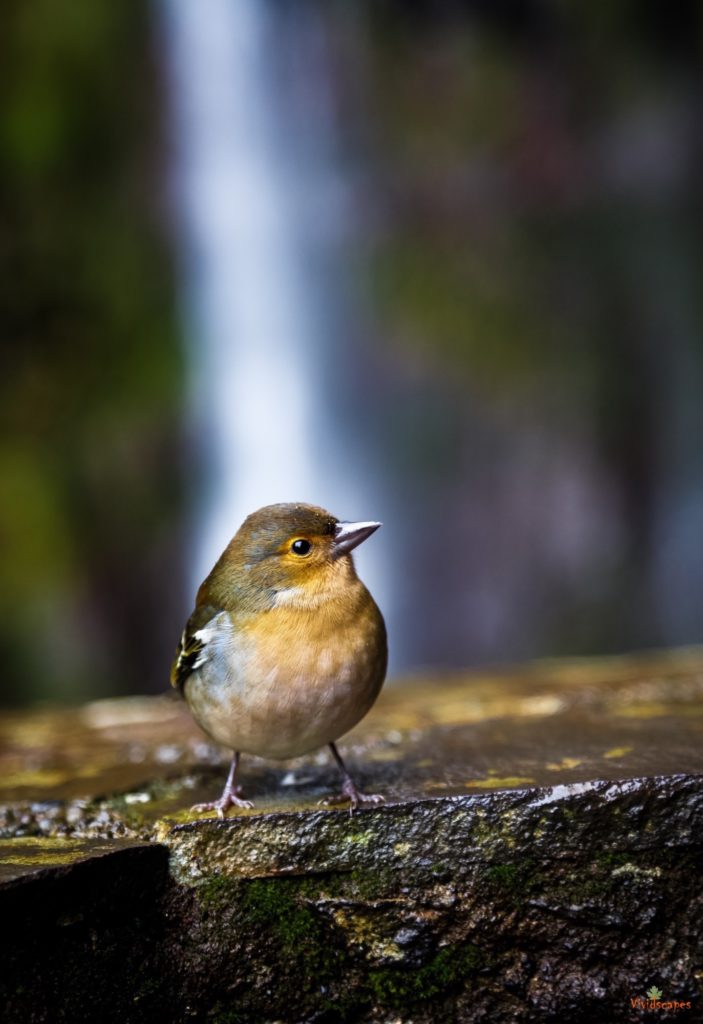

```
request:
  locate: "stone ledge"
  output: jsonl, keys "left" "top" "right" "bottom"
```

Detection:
{"left": 1, "top": 648, "right": 702, "bottom": 1022}
{"left": 163, "top": 775, "right": 702, "bottom": 884}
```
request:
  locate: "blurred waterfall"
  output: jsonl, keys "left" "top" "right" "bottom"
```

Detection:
{"left": 159, "top": 0, "right": 394, "bottom": 653}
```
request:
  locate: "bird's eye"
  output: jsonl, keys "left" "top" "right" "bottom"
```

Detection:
{"left": 291, "top": 539, "right": 312, "bottom": 556}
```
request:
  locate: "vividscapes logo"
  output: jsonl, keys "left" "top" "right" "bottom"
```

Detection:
{"left": 629, "top": 984, "right": 692, "bottom": 1012}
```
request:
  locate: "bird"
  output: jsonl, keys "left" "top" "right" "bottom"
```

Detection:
{"left": 171, "top": 502, "right": 388, "bottom": 816}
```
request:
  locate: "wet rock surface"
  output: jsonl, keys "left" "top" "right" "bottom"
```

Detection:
{"left": 1, "top": 648, "right": 702, "bottom": 1022}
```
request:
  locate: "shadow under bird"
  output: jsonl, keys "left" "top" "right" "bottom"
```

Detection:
{"left": 171, "top": 503, "right": 388, "bottom": 815}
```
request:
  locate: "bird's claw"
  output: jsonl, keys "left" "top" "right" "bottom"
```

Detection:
{"left": 319, "top": 779, "right": 385, "bottom": 814}
{"left": 191, "top": 789, "right": 254, "bottom": 818}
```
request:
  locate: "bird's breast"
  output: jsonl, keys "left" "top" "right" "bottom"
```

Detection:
{"left": 184, "top": 583, "right": 387, "bottom": 759}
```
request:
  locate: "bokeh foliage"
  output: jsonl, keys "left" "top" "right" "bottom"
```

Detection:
{"left": 352, "top": 1, "right": 703, "bottom": 665}
{"left": 0, "top": 0, "right": 184, "bottom": 702}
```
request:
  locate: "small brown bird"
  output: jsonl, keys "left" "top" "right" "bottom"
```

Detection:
{"left": 171, "top": 502, "right": 387, "bottom": 815}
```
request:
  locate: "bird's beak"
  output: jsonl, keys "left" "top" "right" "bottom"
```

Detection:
{"left": 332, "top": 520, "right": 381, "bottom": 558}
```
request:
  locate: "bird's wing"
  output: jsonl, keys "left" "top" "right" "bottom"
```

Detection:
{"left": 170, "top": 603, "right": 223, "bottom": 693}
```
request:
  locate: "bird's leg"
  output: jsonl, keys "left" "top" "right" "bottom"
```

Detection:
{"left": 319, "top": 742, "right": 385, "bottom": 813}
{"left": 192, "top": 751, "right": 254, "bottom": 818}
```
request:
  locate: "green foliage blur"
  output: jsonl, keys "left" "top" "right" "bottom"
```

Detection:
{"left": 366, "top": 2, "right": 702, "bottom": 397}
{"left": 352, "top": 1, "right": 703, "bottom": 667}
{"left": 0, "top": 1, "right": 184, "bottom": 703}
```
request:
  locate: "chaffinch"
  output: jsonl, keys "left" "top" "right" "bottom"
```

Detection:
{"left": 171, "top": 502, "right": 387, "bottom": 815}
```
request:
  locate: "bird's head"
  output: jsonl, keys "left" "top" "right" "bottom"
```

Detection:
{"left": 198, "top": 503, "right": 381, "bottom": 609}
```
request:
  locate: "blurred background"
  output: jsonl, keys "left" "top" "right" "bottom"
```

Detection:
{"left": 2, "top": 0, "right": 702, "bottom": 706}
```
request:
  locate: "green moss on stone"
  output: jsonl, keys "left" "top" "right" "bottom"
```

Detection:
{"left": 485, "top": 863, "right": 520, "bottom": 890}
{"left": 192, "top": 871, "right": 487, "bottom": 1016}
{"left": 196, "top": 874, "right": 238, "bottom": 910}
{"left": 368, "top": 942, "right": 482, "bottom": 1007}
{"left": 196, "top": 875, "right": 344, "bottom": 999}
{"left": 348, "top": 864, "right": 397, "bottom": 901}
{"left": 484, "top": 858, "right": 538, "bottom": 907}
{"left": 240, "top": 878, "right": 321, "bottom": 948}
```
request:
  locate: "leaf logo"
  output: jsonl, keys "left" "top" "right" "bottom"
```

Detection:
{"left": 647, "top": 985, "right": 663, "bottom": 1000}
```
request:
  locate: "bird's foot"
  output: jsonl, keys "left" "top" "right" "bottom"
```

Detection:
{"left": 319, "top": 777, "right": 385, "bottom": 814}
{"left": 191, "top": 785, "right": 254, "bottom": 819}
